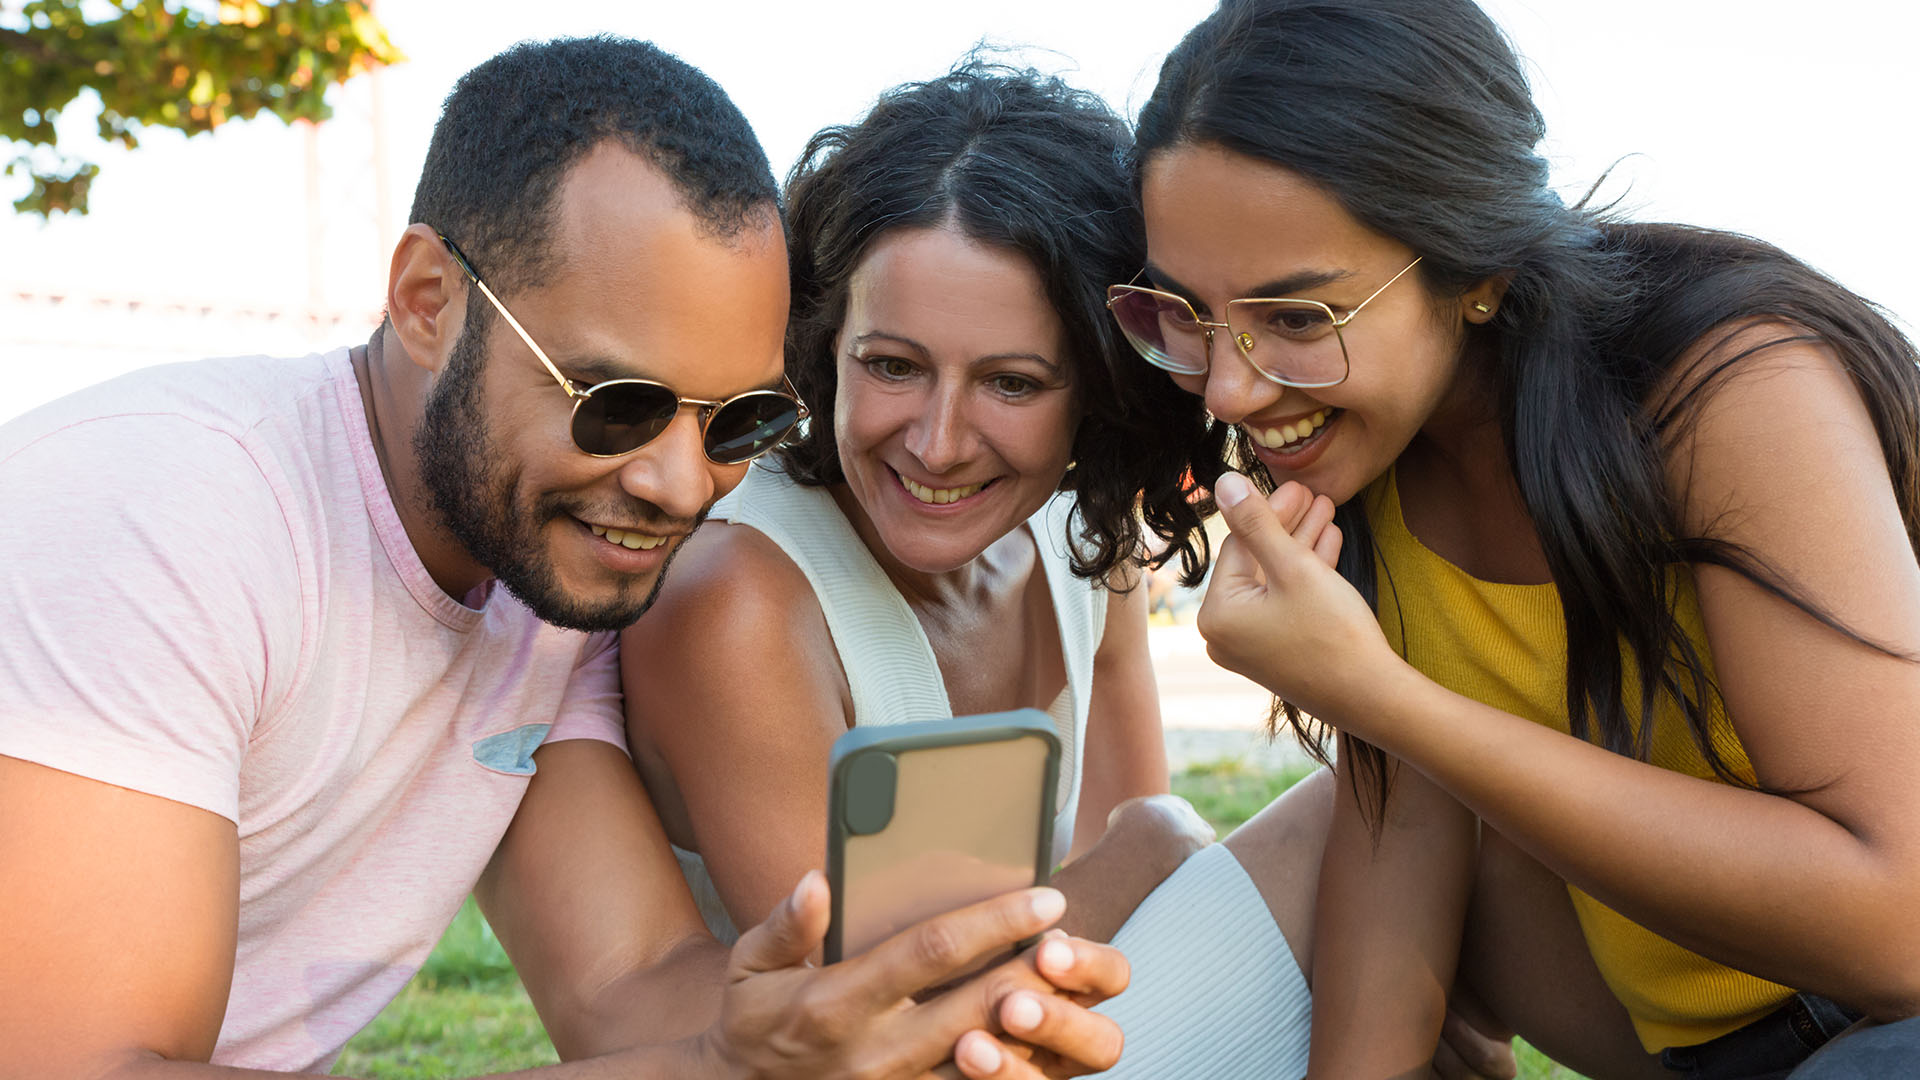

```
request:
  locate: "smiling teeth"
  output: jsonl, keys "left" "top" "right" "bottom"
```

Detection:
{"left": 1248, "top": 408, "right": 1334, "bottom": 449}
{"left": 589, "top": 524, "right": 668, "bottom": 550}
{"left": 901, "top": 476, "right": 988, "bottom": 505}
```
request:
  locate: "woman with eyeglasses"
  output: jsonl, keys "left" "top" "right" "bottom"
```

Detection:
{"left": 1105, "top": 0, "right": 1920, "bottom": 1075}
{"left": 618, "top": 58, "right": 1230, "bottom": 988}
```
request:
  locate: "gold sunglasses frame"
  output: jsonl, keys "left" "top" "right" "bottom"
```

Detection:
{"left": 1106, "top": 256, "right": 1424, "bottom": 389}
{"left": 437, "top": 233, "right": 809, "bottom": 462}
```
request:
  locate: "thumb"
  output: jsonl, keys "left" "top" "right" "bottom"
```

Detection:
{"left": 1211, "top": 472, "right": 1299, "bottom": 588}
{"left": 731, "top": 869, "right": 831, "bottom": 977}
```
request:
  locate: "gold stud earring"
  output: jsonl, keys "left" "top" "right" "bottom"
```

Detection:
{"left": 1472, "top": 302, "right": 1492, "bottom": 314}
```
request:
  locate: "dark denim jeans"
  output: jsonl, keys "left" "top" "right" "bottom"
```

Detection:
{"left": 1658, "top": 994, "right": 1862, "bottom": 1080}
{"left": 1790, "top": 1013, "right": 1920, "bottom": 1078}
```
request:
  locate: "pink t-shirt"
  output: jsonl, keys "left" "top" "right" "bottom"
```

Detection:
{"left": 0, "top": 348, "right": 627, "bottom": 1071}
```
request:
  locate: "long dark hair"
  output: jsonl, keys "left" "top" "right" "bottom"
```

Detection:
{"left": 779, "top": 58, "right": 1223, "bottom": 585}
{"left": 1136, "top": 0, "right": 1920, "bottom": 821}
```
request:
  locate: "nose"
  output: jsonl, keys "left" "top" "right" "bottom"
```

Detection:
{"left": 903, "top": 382, "right": 976, "bottom": 475}
{"left": 1190, "top": 330, "right": 1282, "bottom": 426}
{"left": 1201, "top": 329, "right": 1283, "bottom": 426}
{"left": 615, "top": 407, "right": 718, "bottom": 522}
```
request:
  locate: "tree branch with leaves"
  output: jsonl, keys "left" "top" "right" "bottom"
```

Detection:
{"left": 1, "top": 0, "right": 402, "bottom": 216}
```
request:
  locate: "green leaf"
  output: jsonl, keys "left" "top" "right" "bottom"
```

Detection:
{"left": 1, "top": 0, "right": 404, "bottom": 216}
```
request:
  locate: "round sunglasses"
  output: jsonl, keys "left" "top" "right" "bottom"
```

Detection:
{"left": 439, "top": 233, "right": 808, "bottom": 463}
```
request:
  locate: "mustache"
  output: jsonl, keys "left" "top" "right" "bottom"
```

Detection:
{"left": 546, "top": 495, "right": 710, "bottom": 536}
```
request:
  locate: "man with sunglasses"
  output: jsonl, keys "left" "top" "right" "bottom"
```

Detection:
{"left": 0, "top": 38, "right": 1124, "bottom": 1080}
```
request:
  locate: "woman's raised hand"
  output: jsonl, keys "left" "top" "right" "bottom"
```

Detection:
{"left": 1195, "top": 472, "right": 1398, "bottom": 726}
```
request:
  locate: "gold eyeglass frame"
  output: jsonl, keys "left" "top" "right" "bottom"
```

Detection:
{"left": 437, "top": 232, "right": 809, "bottom": 462}
{"left": 1106, "top": 255, "right": 1424, "bottom": 389}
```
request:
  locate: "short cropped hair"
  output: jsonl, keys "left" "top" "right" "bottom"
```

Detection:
{"left": 409, "top": 35, "right": 778, "bottom": 294}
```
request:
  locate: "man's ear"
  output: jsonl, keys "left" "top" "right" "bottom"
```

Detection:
{"left": 387, "top": 223, "right": 467, "bottom": 375}
{"left": 1462, "top": 273, "right": 1512, "bottom": 325}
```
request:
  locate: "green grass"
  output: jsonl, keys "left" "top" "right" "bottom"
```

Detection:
{"left": 338, "top": 761, "right": 1587, "bottom": 1078}
{"left": 1170, "top": 755, "right": 1318, "bottom": 837}
{"left": 1516, "top": 1041, "right": 1590, "bottom": 1079}
{"left": 332, "top": 900, "right": 555, "bottom": 1078}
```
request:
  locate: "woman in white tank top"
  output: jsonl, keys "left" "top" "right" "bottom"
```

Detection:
{"left": 619, "top": 60, "right": 1219, "bottom": 950}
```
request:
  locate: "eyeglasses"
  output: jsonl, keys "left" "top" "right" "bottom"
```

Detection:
{"left": 438, "top": 234, "right": 809, "bottom": 463}
{"left": 1105, "top": 256, "right": 1423, "bottom": 389}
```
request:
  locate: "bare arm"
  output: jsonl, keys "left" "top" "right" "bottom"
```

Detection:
{"left": 1361, "top": 334, "right": 1920, "bottom": 1016}
{"left": 1305, "top": 758, "right": 1477, "bottom": 1079}
{"left": 621, "top": 521, "right": 853, "bottom": 934}
{"left": 1193, "top": 482, "right": 1482, "bottom": 1075}
{"left": 0, "top": 752, "right": 1110, "bottom": 1080}
{"left": 0, "top": 756, "right": 239, "bottom": 1078}
{"left": 474, "top": 738, "right": 730, "bottom": 1058}
{"left": 1201, "top": 330, "right": 1920, "bottom": 1021}
{"left": 1066, "top": 572, "right": 1171, "bottom": 861}
{"left": 0, "top": 753, "right": 716, "bottom": 1080}
{"left": 1046, "top": 567, "right": 1215, "bottom": 944}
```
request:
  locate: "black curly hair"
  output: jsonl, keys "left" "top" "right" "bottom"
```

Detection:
{"left": 777, "top": 58, "right": 1221, "bottom": 586}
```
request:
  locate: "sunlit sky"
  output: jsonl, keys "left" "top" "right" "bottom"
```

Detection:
{"left": 2, "top": 0, "right": 1915, "bottom": 420}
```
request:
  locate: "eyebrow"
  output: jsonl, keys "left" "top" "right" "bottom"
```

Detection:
{"left": 557, "top": 354, "right": 630, "bottom": 384}
{"left": 848, "top": 331, "right": 1062, "bottom": 374}
{"left": 1145, "top": 263, "right": 1354, "bottom": 305}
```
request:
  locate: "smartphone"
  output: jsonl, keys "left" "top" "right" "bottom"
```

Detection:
{"left": 823, "top": 709, "right": 1061, "bottom": 964}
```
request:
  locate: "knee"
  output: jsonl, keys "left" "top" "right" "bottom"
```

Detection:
{"left": 1102, "top": 794, "right": 1216, "bottom": 879}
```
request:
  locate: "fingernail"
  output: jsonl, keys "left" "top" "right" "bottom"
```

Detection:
{"left": 1029, "top": 887, "right": 1066, "bottom": 924}
{"left": 1004, "top": 991, "right": 1044, "bottom": 1033}
{"left": 1038, "top": 937, "right": 1074, "bottom": 974}
{"left": 1215, "top": 471, "right": 1251, "bottom": 508}
{"left": 788, "top": 869, "right": 817, "bottom": 911}
{"left": 959, "top": 1032, "right": 1003, "bottom": 1074}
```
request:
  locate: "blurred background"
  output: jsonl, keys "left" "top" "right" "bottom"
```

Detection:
{"left": 2, "top": 0, "right": 1915, "bottom": 428}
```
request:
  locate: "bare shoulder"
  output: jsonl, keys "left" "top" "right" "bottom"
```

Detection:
{"left": 616, "top": 523, "right": 856, "bottom": 926}
{"left": 1653, "top": 318, "right": 1877, "bottom": 519}
{"left": 628, "top": 519, "right": 823, "bottom": 646}
{"left": 1655, "top": 317, "right": 1857, "bottom": 431}
{"left": 620, "top": 519, "right": 847, "bottom": 746}
{"left": 1643, "top": 322, "right": 1920, "bottom": 800}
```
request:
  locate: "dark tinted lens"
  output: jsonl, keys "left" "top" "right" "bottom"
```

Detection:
{"left": 572, "top": 382, "right": 678, "bottom": 456}
{"left": 705, "top": 392, "right": 801, "bottom": 464}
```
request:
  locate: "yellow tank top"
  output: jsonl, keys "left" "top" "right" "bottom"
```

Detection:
{"left": 1366, "top": 471, "right": 1792, "bottom": 1051}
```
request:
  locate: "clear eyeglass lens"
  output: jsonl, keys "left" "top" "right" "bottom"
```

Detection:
{"left": 1109, "top": 289, "right": 1209, "bottom": 375}
{"left": 1227, "top": 300, "right": 1348, "bottom": 387}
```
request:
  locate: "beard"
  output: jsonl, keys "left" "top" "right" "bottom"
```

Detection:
{"left": 412, "top": 318, "right": 704, "bottom": 632}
